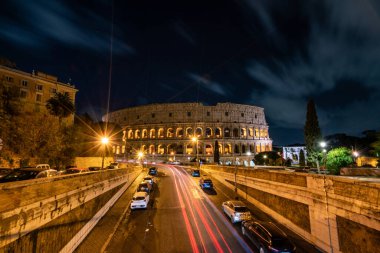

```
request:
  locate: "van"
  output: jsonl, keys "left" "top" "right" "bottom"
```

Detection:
{"left": 36, "top": 164, "right": 50, "bottom": 170}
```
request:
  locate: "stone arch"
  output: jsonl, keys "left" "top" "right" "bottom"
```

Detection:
{"left": 150, "top": 129, "right": 156, "bottom": 139}
{"left": 185, "top": 143, "right": 193, "bottom": 154}
{"left": 167, "top": 128, "right": 174, "bottom": 138}
{"left": 255, "top": 128, "right": 259, "bottom": 138}
{"left": 249, "top": 128, "right": 254, "bottom": 137}
{"left": 158, "top": 128, "right": 164, "bottom": 138}
{"left": 128, "top": 130, "right": 133, "bottom": 139}
{"left": 195, "top": 127, "right": 203, "bottom": 137}
{"left": 149, "top": 145, "right": 155, "bottom": 154}
{"left": 205, "top": 144, "right": 213, "bottom": 155}
{"left": 241, "top": 128, "right": 247, "bottom": 138}
{"left": 135, "top": 129, "right": 140, "bottom": 139}
{"left": 250, "top": 144, "right": 255, "bottom": 153}
{"left": 177, "top": 144, "right": 184, "bottom": 154}
{"left": 224, "top": 143, "right": 232, "bottom": 154}
{"left": 186, "top": 127, "right": 193, "bottom": 137}
{"left": 158, "top": 144, "right": 166, "bottom": 154}
{"left": 176, "top": 128, "right": 183, "bottom": 138}
{"left": 233, "top": 128, "right": 239, "bottom": 138}
{"left": 167, "top": 143, "right": 177, "bottom": 154}
{"left": 234, "top": 144, "right": 240, "bottom": 154}
{"left": 205, "top": 127, "right": 212, "bottom": 138}
{"left": 241, "top": 144, "right": 246, "bottom": 154}
{"left": 142, "top": 129, "right": 148, "bottom": 138}
{"left": 224, "top": 128, "right": 230, "bottom": 137}
{"left": 215, "top": 127, "right": 222, "bottom": 138}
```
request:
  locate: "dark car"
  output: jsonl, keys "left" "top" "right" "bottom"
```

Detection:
{"left": 0, "top": 168, "right": 13, "bottom": 179}
{"left": 241, "top": 220, "right": 296, "bottom": 253}
{"left": 137, "top": 182, "right": 151, "bottom": 193}
{"left": 0, "top": 167, "right": 57, "bottom": 183}
{"left": 148, "top": 167, "right": 157, "bottom": 175}
{"left": 88, "top": 166, "right": 101, "bottom": 171}
{"left": 199, "top": 177, "right": 213, "bottom": 189}
{"left": 191, "top": 169, "right": 200, "bottom": 177}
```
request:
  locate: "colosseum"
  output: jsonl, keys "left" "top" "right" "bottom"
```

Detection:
{"left": 104, "top": 102, "right": 272, "bottom": 165}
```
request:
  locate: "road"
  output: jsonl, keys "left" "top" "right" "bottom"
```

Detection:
{"left": 105, "top": 165, "right": 253, "bottom": 253}
{"left": 104, "top": 164, "right": 320, "bottom": 253}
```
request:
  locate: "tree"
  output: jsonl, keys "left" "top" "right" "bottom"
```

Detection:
{"left": 46, "top": 92, "right": 75, "bottom": 124}
{"left": 326, "top": 147, "right": 354, "bottom": 175}
{"left": 299, "top": 149, "right": 305, "bottom": 166}
{"left": 214, "top": 140, "right": 220, "bottom": 164}
{"left": 254, "top": 151, "right": 282, "bottom": 166}
{"left": 304, "top": 99, "right": 322, "bottom": 171}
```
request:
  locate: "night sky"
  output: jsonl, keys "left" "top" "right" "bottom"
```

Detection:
{"left": 1, "top": 0, "right": 379, "bottom": 145}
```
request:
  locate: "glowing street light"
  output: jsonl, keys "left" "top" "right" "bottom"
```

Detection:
{"left": 263, "top": 154, "right": 267, "bottom": 166}
{"left": 101, "top": 136, "right": 109, "bottom": 169}
{"left": 246, "top": 151, "right": 252, "bottom": 167}
{"left": 320, "top": 141, "right": 326, "bottom": 148}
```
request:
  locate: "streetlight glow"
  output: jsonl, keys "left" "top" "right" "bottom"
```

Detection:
{"left": 247, "top": 151, "right": 251, "bottom": 156}
{"left": 101, "top": 137, "right": 109, "bottom": 145}
{"left": 192, "top": 137, "right": 198, "bottom": 142}
{"left": 320, "top": 141, "right": 326, "bottom": 148}
{"left": 137, "top": 151, "right": 144, "bottom": 159}
{"left": 353, "top": 151, "right": 359, "bottom": 157}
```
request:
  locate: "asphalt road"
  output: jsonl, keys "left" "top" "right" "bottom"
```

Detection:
{"left": 104, "top": 165, "right": 321, "bottom": 253}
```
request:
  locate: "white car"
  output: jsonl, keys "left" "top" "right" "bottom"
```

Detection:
{"left": 131, "top": 191, "right": 149, "bottom": 209}
{"left": 143, "top": 176, "right": 154, "bottom": 185}
{"left": 222, "top": 200, "right": 252, "bottom": 223}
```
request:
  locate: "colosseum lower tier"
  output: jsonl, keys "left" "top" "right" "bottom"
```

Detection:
{"left": 103, "top": 102, "right": 272, "bottom": 165}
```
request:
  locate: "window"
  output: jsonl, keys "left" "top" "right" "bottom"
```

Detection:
{"left": 187, "top": 112, "right": 191, "bottom": 117}
{"left": 225, "top": 112, "right": 229, "bottom": 116}
{"left": 36, "top": 84, "right": 43, "bottom": 91}
{"left": 255, "top": 114, "right": 257, "bottom": 119}
{"left": 36, "top": 93, "right": 42, "bottom": 102}
{"left": 207, "top": 112, "right": 210, "bottom": 116}
{"left": 152, "top": 113, "right": 155, "bottom": 118}
{"left": 5, "top": 76, "right": 14, "bottom": 82}
{"left": 50, "top": 88, "right": 57, "bottom": 93}
{"left": 169, "top": 112, "right": 172, "bottom": 117}
{"left": 22, "top": 80, "right": 28, "bottom": 86}
{"left": 241, "top": 113, "right": 244, "bottom": 117}
{"left": 20, "top": 90, "right": 27, "bottom": 98}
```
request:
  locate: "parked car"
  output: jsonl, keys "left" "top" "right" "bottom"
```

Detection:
{"left": 137, "top": 182, "right": 152, "bottom": 193}
{"left": 143, "top": 176, "right": 154, "bottom": 185}
{"left": 241, "top": 220, "right": 296, "bottom": 253}
{"left": 0, "top": 168, "right": 13, "bottom": 179}
{"left": 222, "top": 200, "right": 252, "bottom": 223}
{"left": 131, "top": 191, "right": 150, "bottom": 209}
{"left": 0, "top": 167, "right": 57, "bottom": 183}
{"left": 199, "top": 177, "right": 213, "bottom": 189}
{"left": 88, "top": 166, "right": 101, "bottom": 171}
{"left": 148, "top": 167, "right": 158, "bottom": 175}
{"left": 109, "top": 162, "right": 119, "bottom": 169}
{"left": 65, "top": 167, "right": 90, "bottom": 174}
{"left": 191, "top": 169, "right": 200, "bottom": 177}
{"left": 36, "top": 164, "right": 50, "bottom": 170}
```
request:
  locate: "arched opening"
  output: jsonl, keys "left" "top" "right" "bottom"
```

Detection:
{"left": 215, "top": 128, "right": 222, "bottom": 138}
{"left": 233, "top": 128, "right": 239, "bottom": 138}
{"left": 234, "top": 144, "right": 240, "bottom": 154}
{"left": 186, "top": 127, "right": 193, "bottom": 137}
{"left": 218, "top": 143, "right": 223, "bottom": 154}
{"left": 177, "top": 144, "right": 184, "bottom": 154}
{"left": 167, "top": 144, "right": 177, "bottom": 154}
{"left": 256, "top": 144, "right": 261, "bottom": 153}
{"left": 255, "top": 128, "right": 259, "bottom": 138}
{"left": 241, "top": 144, "right": 246, "bottom": 153}
{"left": 205, "top": 127, "right": 212, "bottom": 138}
{"left": 195, "top": 127, "right": 202, "bottom": 137}
{"left": 128, "top": 130, "right": 133, "bottom": 139}
{"left": 149, "top": 145, "right": 155, "bottom": 154}
{"left": 142, "top": 129, "right": 148, "bottom": 138}
{"left": 241, "top": 128, "right": 247, "bottom": 138}
{"left": 186, "top": 144, "right": 193, "bottom": 154}
{"left": 158, "top": 144, "right": 165, "bottom": 154}
{"left": 176, "top": 128, "right": 183, "bottom": 138}
{"left": 167, "top": 128, "right": 174, "bottom": 138}
{"left": 260, "top": 129, "right": 265, "bottom": 138}
{"left": 224, "top": 128, "right": 230, "bottom": 137}
{"left": 158, "top": 128, "right": 164, "bottom": 138}
{"left": 224, "top": 143, "right": 232, "bottom": 154}
{"left": 150, "top": 129, "right": 156, "bottom": 139}
{"left": 250, "top": 144, "right": 255, "bottom": 153}
{"left": 135, "top": 130, "right": 140, "bottom": 139}
{"left": 205, "top": 144, "right": 213, "bottom": 155}
{"left": 249, "top": 128, "right": 254, "bottom": 137}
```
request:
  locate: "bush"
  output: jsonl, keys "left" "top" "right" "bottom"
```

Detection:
{"left": 326, "top": 147, "right": 354, "bottom": 175}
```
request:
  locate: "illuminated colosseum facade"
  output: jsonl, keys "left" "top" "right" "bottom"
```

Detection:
{"left": 104, "top": 102, "right": 272, "bottom": 165}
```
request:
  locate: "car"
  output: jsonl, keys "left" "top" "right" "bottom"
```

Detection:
{"left": 241, "top": 220, "right": 296, "bottom": 253}
{"left": 0, "top": 167, "right": 57, "bottom": 183}
{"left": 222, "top": 200, "right": 252, "bottom": 223}
{"left": 148, "top": 167, "right": 158, "bottom": 175}
{"left": 191, "top": 169, "right": 200, "bottom": 177}
{"left": 107, "top": 162, "right": 119, "bottom": 169}
{"left": 0, "top": 168, "right": 13, "bottom": 179}
{"left": 36, "top": 164, "right": 51, "bottom": 170}
{"left": 131, "top": 191, "right": 150, "bottom": 209}
{"left": 137, "top": 182, "right": 152, "bottom": 193}
{"left": 88, "top": 166, "right": 101, "bottom": 171}
{"left": 199, "top": 177, "right": 213, "bottom": 189}
{"left": 65, "top": 167, "right": 90, "bottom": 174}
{"left": 143, "top": 176, "right": 154, "bottom": 185}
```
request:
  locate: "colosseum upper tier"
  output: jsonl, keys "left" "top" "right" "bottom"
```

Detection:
{"left": 104, "top": 102, "right": 272, "bottom": 165}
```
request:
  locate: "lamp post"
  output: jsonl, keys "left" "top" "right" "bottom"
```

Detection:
{"left": 101, "top": 137, "right": 109, "bottom": 169}
{"left": 138, "top": 151, "right": 144, "bottom": 168}
{"left": 263, "top": 154, "right": 267, "bottom": 166}
{"left": 247, "top": 151, "right": 252, "bottom": 167}
{"left": 192, "top": 137, "right": 199, "bottom": 169}
{"left": 353, "top": 151, "right": 359, "bottom": 166}
{"left": 318, "top": 141, "right": 327, "bottom": 173}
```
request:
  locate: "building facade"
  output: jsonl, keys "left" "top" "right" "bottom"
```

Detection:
{"left": 0, "top": 65, "right": 78, "bottom": 123}
{"left": 282, "top": 145, "right": 307, "bottom": 165}
{"left": 104, "top": 102, "right": 272, "bottom": 165}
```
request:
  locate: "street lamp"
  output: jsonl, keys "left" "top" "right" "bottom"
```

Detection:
{"left": 353, "top": 151, "right": 359, "bottom": 166}
{"left": 138, "top": 151, "right": 144, "bottom": 168}
{"left": 263, "top": 154, "right": 267, "bottom": 166}
{"left": 192, "top": 137, "right": 199, "bottom": 168}
{"left": 101, "top": 137, "right": 109, "bottom": 169}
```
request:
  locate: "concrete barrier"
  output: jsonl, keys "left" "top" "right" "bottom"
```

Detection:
{"left": 202, "top": 165, "right": 380, "bottom": 253}
{"left": 0, "top": 165, "right": 142, "bottom": 252}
